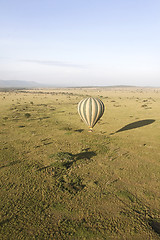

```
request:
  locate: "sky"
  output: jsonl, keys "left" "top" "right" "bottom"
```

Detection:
{"left": 0, "top": 0, "right": 160, "bottom": 87}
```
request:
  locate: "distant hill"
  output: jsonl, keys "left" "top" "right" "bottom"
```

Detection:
{"left": 0, "top": 80, "right": 41, "bottom": 88}
{"left": 0, "top": 81, "right": 157, "bottom": 89}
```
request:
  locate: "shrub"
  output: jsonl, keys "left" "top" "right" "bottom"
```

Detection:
{"left": 25, "top": 113, "right": 31, "bottom": 118}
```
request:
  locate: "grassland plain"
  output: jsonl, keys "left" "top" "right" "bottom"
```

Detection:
{"left": 0, "top": 87, "right": 160, "bottom": 240}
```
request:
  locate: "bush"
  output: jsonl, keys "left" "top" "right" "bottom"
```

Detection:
{"left": 24, "top": 113, "right": 31, "bottom": 118}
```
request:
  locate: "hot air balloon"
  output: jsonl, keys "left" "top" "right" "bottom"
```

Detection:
{"left": 78, "top": 97, "right": 105, "bottom": 131}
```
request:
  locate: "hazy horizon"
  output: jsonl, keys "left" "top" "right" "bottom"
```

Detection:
{"left": 1, "top": 79, "right": 160, "bottom": 88}
{"left": 0, "top": 0, "right": 160, "bottom": 87}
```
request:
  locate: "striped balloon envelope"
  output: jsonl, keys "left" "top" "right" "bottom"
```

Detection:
{"left": 78, "top": 97, "right": 105, "bottom": 131}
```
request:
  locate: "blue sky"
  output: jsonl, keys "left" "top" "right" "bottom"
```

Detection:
{"left": 0, "top": 0, "right": 160, "bottom": 86}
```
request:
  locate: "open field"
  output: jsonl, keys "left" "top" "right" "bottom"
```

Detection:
{"left": 0, "top": 87, "right": 160, "bottom": 239}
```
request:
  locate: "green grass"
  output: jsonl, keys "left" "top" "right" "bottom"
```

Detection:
{"left": 0, "top": 87, "right": 160, "bottom": 239}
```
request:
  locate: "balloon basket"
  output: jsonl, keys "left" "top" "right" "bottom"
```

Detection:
{"left": 88, "top": 128, "right": 93, "bottom": 132}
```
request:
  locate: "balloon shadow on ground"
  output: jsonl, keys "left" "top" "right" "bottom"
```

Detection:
{"left": 149, "top": 219, "right": 160, "bottom": 235}
{"left": 110, "top": 119, "right": 155, "bottom": 135}
{"left": 37, "top": 149, "right": 96, "bottom": 172}
{"left": 74, "top": 150, "right": 96, "bottom": 160}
